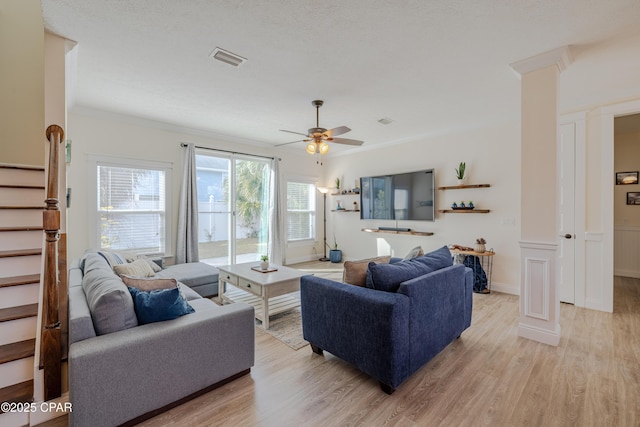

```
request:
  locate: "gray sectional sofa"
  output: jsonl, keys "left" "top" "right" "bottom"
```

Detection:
{"left": 68, "top": 252, "right": 255, "bottom": 427}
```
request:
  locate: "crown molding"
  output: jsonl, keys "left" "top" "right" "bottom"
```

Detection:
{"left": 509, "top": 45, "right": 572, "bottom": 77}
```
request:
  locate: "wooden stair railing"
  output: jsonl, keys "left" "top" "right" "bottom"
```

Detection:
{"left": 40, "top": 124, "right": 64, "bottom": 401}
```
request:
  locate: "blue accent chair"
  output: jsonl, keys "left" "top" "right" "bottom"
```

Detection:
{"left": 300, "top": 262, "right": 472, "bottom": 394}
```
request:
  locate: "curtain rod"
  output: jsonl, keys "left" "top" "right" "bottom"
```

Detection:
{"left": 180, "top": 143, "right": 281, "bottom": 161}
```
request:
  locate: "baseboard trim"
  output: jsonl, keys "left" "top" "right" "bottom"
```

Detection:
{"left": 491, "top": 281, "right": 519, "bottom": 295}
{"left": 614, "top": 269, "right": 640, "bottom": 279}
{"left": 518, "top": 323, "right": 560, "bottom": 346}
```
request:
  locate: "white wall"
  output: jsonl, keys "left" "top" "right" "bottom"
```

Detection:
{"left": 66, "top": 110, "right": 323, "bottom": 263}
{"left": 0, "top": 0, "right": 44, "bottom": 166}
{"left": 322, "top": 121, "right": 522, "bottom": 294}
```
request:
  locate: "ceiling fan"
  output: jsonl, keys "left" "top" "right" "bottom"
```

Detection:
{"left": 276, "top": 100, "right": 363, "bottom": 163}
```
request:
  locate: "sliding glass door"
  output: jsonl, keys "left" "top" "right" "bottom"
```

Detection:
{"left": 195, "top": 152, "right": 270, "bottom": 266}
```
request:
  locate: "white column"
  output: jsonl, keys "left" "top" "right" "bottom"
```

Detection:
{"left": 510, "top": 46, "right": 571, "bottom": 346}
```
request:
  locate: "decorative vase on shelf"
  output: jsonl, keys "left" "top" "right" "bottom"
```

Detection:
{"left": 474, "top": 243, "right": 486, "bottom": 253}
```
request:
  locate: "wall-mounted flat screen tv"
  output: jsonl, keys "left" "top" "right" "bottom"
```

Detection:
{"left": 360, "top": 169, "right": 435, "bottom": 221}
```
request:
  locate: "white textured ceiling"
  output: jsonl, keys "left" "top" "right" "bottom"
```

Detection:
{"left": 41, "top": 0, "right": 640, "bottom": 152}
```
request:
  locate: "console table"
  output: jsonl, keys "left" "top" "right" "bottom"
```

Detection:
{"left": 450, "top": 248, "right": 495, "bottom": 292}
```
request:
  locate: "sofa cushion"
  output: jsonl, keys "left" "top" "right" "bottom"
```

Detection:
{"left": 113, "top": 259, "right": 156, "bottom": 277}
{"left": 128, "top": 286, "right": 195, "bottom": 324}
{"left": 68, "top": 285, "right": 97, "bottom": 343}
{"left": 82, "top": 253, "right": 138, "bottom": 335}
{"left": 366, "top": 246, "right": 453, "bottom": 293}
{"left": 156, "top": 262, "right": 219, "bottom": 288}
{"left": 343, "top": 256, "right": 391, "bottom": 287}
{"left": 178, "top": 282, "right": 203, "bottom": 301}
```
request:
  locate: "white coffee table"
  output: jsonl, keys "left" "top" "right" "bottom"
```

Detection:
{"left": 217, "top": 262, "right": 306, "bottom": 329}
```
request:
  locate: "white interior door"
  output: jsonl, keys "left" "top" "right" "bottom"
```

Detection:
{"left": 558, "top": 123, "right": 576, "bottom": 304}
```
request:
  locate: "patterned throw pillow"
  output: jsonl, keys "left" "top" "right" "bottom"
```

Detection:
{"left": 112, "top": 259, "right": 156, "bottom": 277}
{"left": 97, "top": 251, "right": 127, "bottom": 268}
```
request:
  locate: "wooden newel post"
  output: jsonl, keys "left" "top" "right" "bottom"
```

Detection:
{"left": 41, "top": 124, "right": 64, "bottom": 401}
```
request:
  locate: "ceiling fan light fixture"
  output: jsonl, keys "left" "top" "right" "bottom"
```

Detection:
{"left": 319, "top": 142, "right": 330, "bottom": 155}
{"left": 306, "top": 142, "right": 317, "bottom": 155}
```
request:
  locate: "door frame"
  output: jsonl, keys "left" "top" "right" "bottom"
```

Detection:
{"left": 598, "top": 98, "right": 640, "bottom": 313}
{"left": 559, "top": 112, "right": 587, "bottom": 307}
{"left": 195, "top": 151, "right": 271, "bottom": 265}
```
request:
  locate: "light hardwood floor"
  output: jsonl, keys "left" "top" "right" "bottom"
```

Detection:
{"left": 46, "top": 273, "right": 640, "bottom": 426}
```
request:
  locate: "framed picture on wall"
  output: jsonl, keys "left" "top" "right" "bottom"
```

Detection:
{"left": 616, "top": 171, "right": 638, "bottom": 185}
{"left": 627, "top": 192, "right": 640, "bottom": 205}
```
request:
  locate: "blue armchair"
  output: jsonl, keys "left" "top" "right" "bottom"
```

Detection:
{"left": 300, "top": 262, "right": 473, "bottom": 393}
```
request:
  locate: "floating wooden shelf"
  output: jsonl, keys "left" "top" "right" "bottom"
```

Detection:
{"left": 439, "top": 209, "right": 490, "bottom": 214}
{"left": 331, "top": 192, "right": 360, "bottom": 196}
{"left": 361, "top": 228, "right": 434, "bottom": 236}
{"left": 331, "top": 209, "right": 360, "bottom": 212}
{"left": 438, "top": 184, "right": 490, "bottom": 190}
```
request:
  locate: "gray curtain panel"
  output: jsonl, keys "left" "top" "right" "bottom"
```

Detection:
{"left": 268, "top": 158, "right": 285, "bottom": 265}
{"left": 176, "top": 143, "right": 199, "bottom": 263}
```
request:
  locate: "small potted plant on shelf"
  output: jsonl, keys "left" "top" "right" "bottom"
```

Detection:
{"left": 260, "top": 255, "right": 269, "bottom": 270}
{"left": 474, "top": 237, "right": 486, "bottom": 253}
{"left": 328, "top": 235, "right": 342, "bottom": 263}
{"left": 335, "top": 177, "right": 341, "bottom": 192}
{"left": 456, "top": 162, "right": 466, "bottom": 185}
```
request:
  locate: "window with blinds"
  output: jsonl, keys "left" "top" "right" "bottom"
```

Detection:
{"left": 97, "top": 164, "right": 168, "bottom": 255}
{"left": 287, "top": 181, "right": 316, "bottom": 242}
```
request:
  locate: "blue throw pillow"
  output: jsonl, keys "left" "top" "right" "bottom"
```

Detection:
{"left": 366, "top": 246, "right": 453, "bottom": 293}
{"left": 412, "top": 245, "right": 453, "bottom": 270}
{"left": 128, "top": 286, "right": 195, "bottom": 324}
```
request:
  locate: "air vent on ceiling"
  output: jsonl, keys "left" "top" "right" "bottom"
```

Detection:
{"left": 210, "top": 47, "right": 247, "bottom": 67}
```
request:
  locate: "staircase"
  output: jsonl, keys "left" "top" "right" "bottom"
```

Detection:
{"left": 0, "top": 164, "right": 45, "bottom": 425}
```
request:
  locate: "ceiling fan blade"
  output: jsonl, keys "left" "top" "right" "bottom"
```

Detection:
{"left": 331, "top": 137, "right": 364, "bottom": 146}
{"left": 275, "top": 139, "right": 309, "bottom": 147}
{"left": 323, "top": 126, "right": 351, "bottom": 138}
{"left": 280, "top": 129, "right": 310, "bottom": 137}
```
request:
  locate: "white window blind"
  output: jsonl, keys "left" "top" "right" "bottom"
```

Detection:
{"left": 97, "top": 164, "right": 167, "bottom": 255}
{"left": 287, "top": 181, "right": 316, "bottom": 241}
